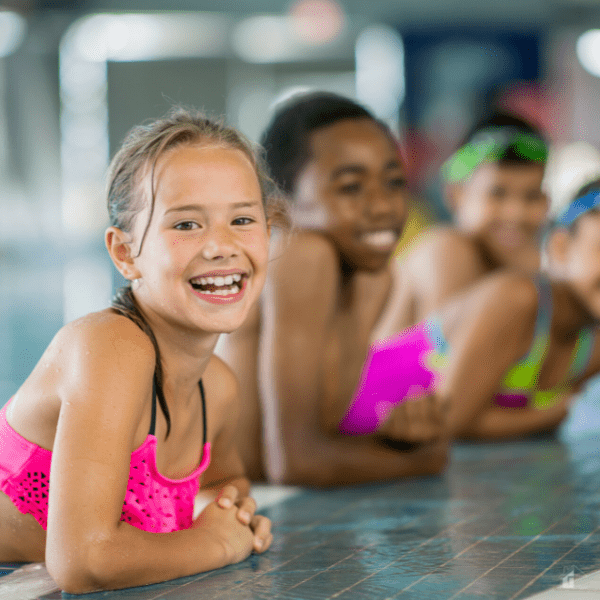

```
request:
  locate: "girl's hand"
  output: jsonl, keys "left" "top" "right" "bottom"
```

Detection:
{"left": 216, "top": 485, "right": 272, "bottom": 553}
{"left": 378, "top": 394, "right": 448, "bottom": 443}
{"left": 191, "top": 500, "right": 254, "bottom": 565}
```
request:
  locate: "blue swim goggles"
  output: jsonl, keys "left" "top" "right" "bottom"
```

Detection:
{"left": 441, "top": 127, "right": 548, "bottom": 184}
{"left": 553, "top": 189, "right": 600, "bottom": 228}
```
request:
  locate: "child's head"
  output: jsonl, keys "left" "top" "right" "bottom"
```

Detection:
{"left": 107, "top": 108, "right": 281, "bottom": 331}
{"left": 442, "top": 112, "right": 549, "bottom": 264}
{"left": 261, "top": 92, "right": 408, "bottom": 272}
{"left": 545, "top": 178, "right": 600, "bottom": 319}
{"left": 107, "top": 106, "right": 281, "bottom": 252}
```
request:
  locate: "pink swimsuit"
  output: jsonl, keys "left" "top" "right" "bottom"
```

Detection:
{"left": 0, "top": 380, "right": 211, "bottom": 533}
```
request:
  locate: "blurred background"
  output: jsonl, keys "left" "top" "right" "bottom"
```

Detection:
{"left": 1, "top": 0, "right": 600, "bottom": 427}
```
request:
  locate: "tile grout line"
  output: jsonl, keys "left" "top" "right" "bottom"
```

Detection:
{"left": 509, "top": 523, "right": 600, "bottom": 600}
{"left": 445, "top": 512, "right": 573, "bottom": 600}
{"left": 326, "top": 499, "right": 506, "bottom": 600}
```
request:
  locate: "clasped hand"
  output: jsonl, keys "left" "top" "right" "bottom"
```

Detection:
{"left": 377, "top": 394, "right": 449, "bottom": 443}
{"left": 193, "top": 485, "right": 272, "bottom": 564}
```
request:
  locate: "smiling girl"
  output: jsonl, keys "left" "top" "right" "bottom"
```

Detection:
{"left": 0, "top": 108, "right": 274, "bottom": 593}
{"left": 221, "top": 92, "right": 447, "bottom": 485}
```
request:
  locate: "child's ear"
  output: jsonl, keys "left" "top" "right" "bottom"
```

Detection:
{"left": 105, "top": 226, "right": 141, "bottom": 281}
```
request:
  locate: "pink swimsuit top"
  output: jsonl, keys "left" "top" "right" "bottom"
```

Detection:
{"left": 0, "top": 379, "right": 211, "bottom": 533}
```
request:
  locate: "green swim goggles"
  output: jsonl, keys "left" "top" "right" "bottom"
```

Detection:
{"left": 441, "top": 127, "right": 549, "bottom": 184}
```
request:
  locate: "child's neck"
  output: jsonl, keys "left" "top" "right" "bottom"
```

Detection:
{"left": 475, "top": 236, "right": 540, "bottom": 274}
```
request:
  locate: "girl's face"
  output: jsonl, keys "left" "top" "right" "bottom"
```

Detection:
{"left": 294, "top": 118, "right": 408, "bottom": 272}
{"left": 129, "top": 144, "right": 270, "bottom": 335}
{"left": 451, "top": 162, "right": 548, "bottom": 264}
{"left": 557, "top": 212, "right": 600, "bottom": 321}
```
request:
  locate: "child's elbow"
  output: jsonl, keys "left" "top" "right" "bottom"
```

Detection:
{"left": 46, "top": 535, "right": 122, "bottom": 594}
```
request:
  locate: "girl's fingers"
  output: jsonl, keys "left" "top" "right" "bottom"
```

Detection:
{"left": 216, "top": 484, "right": 240, "bottom": 509}
{"left": 250, "top": 515, "right": 272, "bottom": 553}
{"left": 236, "top": 496, "right": 257, "bottom": 525}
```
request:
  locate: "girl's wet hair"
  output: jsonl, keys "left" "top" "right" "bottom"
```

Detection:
{"left": 108, "top": 106, "right": 285, "bottom": 437}
{"left": 261, "top": 92, "right": 392, "bottom": 197}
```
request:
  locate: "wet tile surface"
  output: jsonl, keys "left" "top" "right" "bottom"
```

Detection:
{"left": 2, "top": 434, "right": 600, "bottom": 599}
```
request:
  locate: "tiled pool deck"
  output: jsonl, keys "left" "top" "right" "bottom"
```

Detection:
{"left": 1, "top": 431, "right": 600, "bottom": 599}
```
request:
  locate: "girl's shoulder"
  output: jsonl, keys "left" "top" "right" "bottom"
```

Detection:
{"left": 49, "top": 309, "right": 157, "bottom": 389}
{"left": 58, "top": 309, "right": 155, "bottom": 358}
{"left": 406, "top": 225, "right": 484, "bottom": 272}
{"left": 444, "top": 271, "right": 539, "bottom": 331}
{"left": 271, "top": 230, "right": 341, "bottom": 309}
{"left": 276, "top": 230, "right": 340, "bottom": 276}
{"left": 467, "top": 271, "right": 541, "bottom": 323}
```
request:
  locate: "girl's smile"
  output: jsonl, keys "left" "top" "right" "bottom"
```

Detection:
{"left": 189, "top": 269, "right": 248, "bottom": 303}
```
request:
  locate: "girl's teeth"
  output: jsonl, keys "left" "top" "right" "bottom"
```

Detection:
{"left": 232, "top": 284, "right": 239, "bottom": 293}
{"left": 214, "top": 276, "right": 225, "bottom": 286}
{"left": 224, "top": 275, "right": 233, "bottom": 285}
{"left": 200, "top": 277, "right": 208, "bottom": 285}
{"left": 361, "top": 230, "right": 397, "bottom": 247}
{"left": 206, "top": 277, "right": 214, "bottom": 284}
{"left": 233, "top": 274, "right": 241, "bottom": 282}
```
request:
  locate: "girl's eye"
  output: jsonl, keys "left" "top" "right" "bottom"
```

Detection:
{"left": 174, "top": 221, "right": 198, "bottom": 231}
{"left": 232, "top": 217, "right": 255, "bottom": 226}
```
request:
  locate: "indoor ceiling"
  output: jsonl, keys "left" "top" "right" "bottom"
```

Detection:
{"left": 6, "top": 0, "right": 600, "bottom": 29}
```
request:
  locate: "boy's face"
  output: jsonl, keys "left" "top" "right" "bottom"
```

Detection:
{"left": 451, "top": 162, "right": 548, "bottom": 265}
{"left": 293, "top": 118, "right": 408, "bottom": 272}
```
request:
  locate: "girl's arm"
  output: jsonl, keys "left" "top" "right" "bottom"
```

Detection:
{"left": 372, "top": 228, "right": 486, "bottom": 339}
{"left": 408, "top": 228, "right": 487, "bottom": 321}
{"left": 439, "top": 274, "right": 553, "bottom": 439}
{"left": 199, "top": 357, "right": 272, "bottom": 553}
{"left": 45, "top": 317, "right": 254, "bottom": 594}
{"left": 261, "top": 232, "right": 447, "bottom": 487}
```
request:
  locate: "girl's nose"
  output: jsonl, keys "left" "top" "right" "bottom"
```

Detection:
{"left": 201, "top": 227, "right": 238, "bottom": 261}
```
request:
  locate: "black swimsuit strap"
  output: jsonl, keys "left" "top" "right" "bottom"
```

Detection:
{"left": 150, "top": 377, "right": 158, "bottom": 437}
{"left": 149, "top": 377, "right": 207, "bottom": 446}
{"left": 199, "top": 379, "right": 207, "bottom": 447}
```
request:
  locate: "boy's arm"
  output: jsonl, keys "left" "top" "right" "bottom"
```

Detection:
{"left": 261, "top": 232, "right": 447, "bottom": 486}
